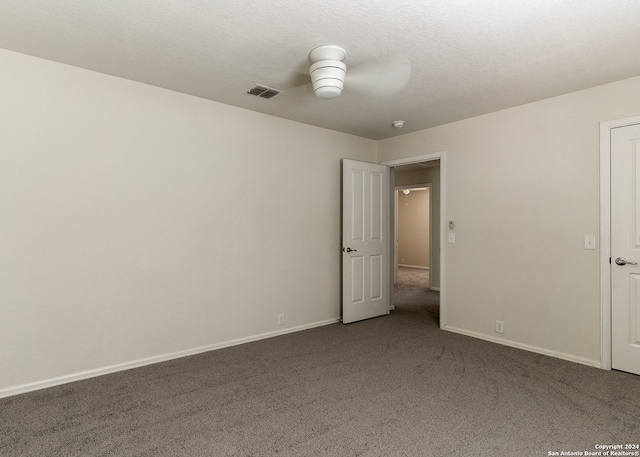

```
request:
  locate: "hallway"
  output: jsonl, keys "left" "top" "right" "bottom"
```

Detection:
{"left": 393, "top": 266, "right": 440, "bottom": 326}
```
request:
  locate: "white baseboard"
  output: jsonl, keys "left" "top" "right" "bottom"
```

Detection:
{"left": 398, "top": 264, "right": 429, "bottom": 270}
{"left": 443, "top": 325, "right": 601, "bottom": 368}
{"left": 0, "top": 318, "right": 340, "bottom": 399}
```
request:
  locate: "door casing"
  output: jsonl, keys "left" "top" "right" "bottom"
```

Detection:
{"left": 600, "top": 114, "right": 640, "bottom": 370}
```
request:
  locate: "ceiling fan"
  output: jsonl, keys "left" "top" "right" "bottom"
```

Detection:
{"left": 307, "top": 45, "right": 412, "bottom": 100}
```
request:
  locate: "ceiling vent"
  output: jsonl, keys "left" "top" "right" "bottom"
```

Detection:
{"left": 246, "top": 84, "right": 282, "bottom": 100}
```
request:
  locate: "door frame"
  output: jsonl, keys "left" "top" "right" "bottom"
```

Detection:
{"left": 381, "top": 151, "right": 446, "bottom": 329}
{"left": 600, "top": 115, "right": 640, "bottom": 370}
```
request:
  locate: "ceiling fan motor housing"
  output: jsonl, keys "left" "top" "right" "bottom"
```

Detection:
{"left": 310, "top": 60, "right": 347, "bottom": 99}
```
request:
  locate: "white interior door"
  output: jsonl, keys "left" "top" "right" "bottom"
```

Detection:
{"left": 342, "top": 159, "right": 389, "bottom": 324}
{"left": 611, "top": 122, "right": 640, "bottom": 375}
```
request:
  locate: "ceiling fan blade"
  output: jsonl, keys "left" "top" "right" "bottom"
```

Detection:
{"left": 280, "top": 82, "right": 314, "bottom": 99}
{"left": 257, "top": 66, "right": 309, "bottom": 91}
{"left": 345, "top": 57, "right": 412, "bottom": 98}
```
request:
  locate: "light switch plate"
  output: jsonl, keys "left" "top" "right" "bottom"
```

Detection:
{"left": 584, "top": 235, "right": 596, "bottom": 250}
{"left": 448, "top": 233, "right": 455, "bottom": 244}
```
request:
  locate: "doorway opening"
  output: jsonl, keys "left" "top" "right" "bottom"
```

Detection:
{"left": 393, "top": 185, "right": 436, "bottom": 324}
{"left": 395, "top": 185, "right": 431, "bottom": 285}
{"left": 382, "top": 152, "right": 446, "bottom": 329}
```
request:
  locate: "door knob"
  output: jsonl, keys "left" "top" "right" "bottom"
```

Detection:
{"left": 615, "top": 257, "right": 638, "bottom": 266}
{"left": 342, "top": 247, "right": 357, "bottom": 253}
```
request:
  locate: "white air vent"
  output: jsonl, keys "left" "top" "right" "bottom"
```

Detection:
{"left": 246, "top": 84, "right": 282, "bottom": 99}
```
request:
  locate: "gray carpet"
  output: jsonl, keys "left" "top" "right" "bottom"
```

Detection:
{"left": 2, "top": 274, "right": 639, "bottom": 456}
{"left": 393, "top": 267, "right": 438, "bottom": 325}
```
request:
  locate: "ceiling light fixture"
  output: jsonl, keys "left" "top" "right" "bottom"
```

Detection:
{"left": 308, "top": 45, "right": 347, "bottom": 99}
{"left": 392, "top": 120, "right": 405, "bottom": 128}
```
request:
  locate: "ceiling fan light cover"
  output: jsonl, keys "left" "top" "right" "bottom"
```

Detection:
{"left": 310, "top": 60, "right": 346, "bottom": 99}
{"left": 314, "top": 85, "right": 342, "bottom": 99}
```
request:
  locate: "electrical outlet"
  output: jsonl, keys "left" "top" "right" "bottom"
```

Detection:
{"left": 495, "top": 320, "right": 504, "bottom": 334}
{"left": 278, "top": 314, "right": 285, "bottom": 326}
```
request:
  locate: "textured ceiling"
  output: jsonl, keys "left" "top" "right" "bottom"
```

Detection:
{"left": 1, "top": 1, "right": 640, "bottom": 140}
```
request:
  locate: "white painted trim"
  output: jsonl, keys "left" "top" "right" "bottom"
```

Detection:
{"left": 396, "top": 184, "right": 431, "bottom": 191}
{"left": 398, "top": 264, "right": 429, "bottom": 270}
{"left": 444, "top": 325, "right": 601, "bottom": 368}
{"left": 382, "top": 151, "right": 446, "bottom": 329}
{"left": 429, "top": 287, "right": 440, "bottom": 292}
{"left": 600, "top": 121, "right": 613, "bottom": 371}
{"left": 383, "top": 151, "right": 446, "bottom": 167}
{"left": 600, "top": 115, "right": 640, "bottom": 371}
{"left": 394, "top": 187, "right": 398, "bottom": 285}
{"left": 0, "top": 318, "right": 340, "bottom": 399}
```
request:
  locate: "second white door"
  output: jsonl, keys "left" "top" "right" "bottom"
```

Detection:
{"left": 611, "top": 122, "right": 640, "bottom": 376}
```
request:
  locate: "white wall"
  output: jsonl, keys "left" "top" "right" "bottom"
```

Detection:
{"left": 0, "top": 49, "right": 377, "bottom": 394}
{"left": 379, "top": 76, "right": 640, "bottom": 366}
{"left": 5, "top": 46, "right": 640, "bottom": 395}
